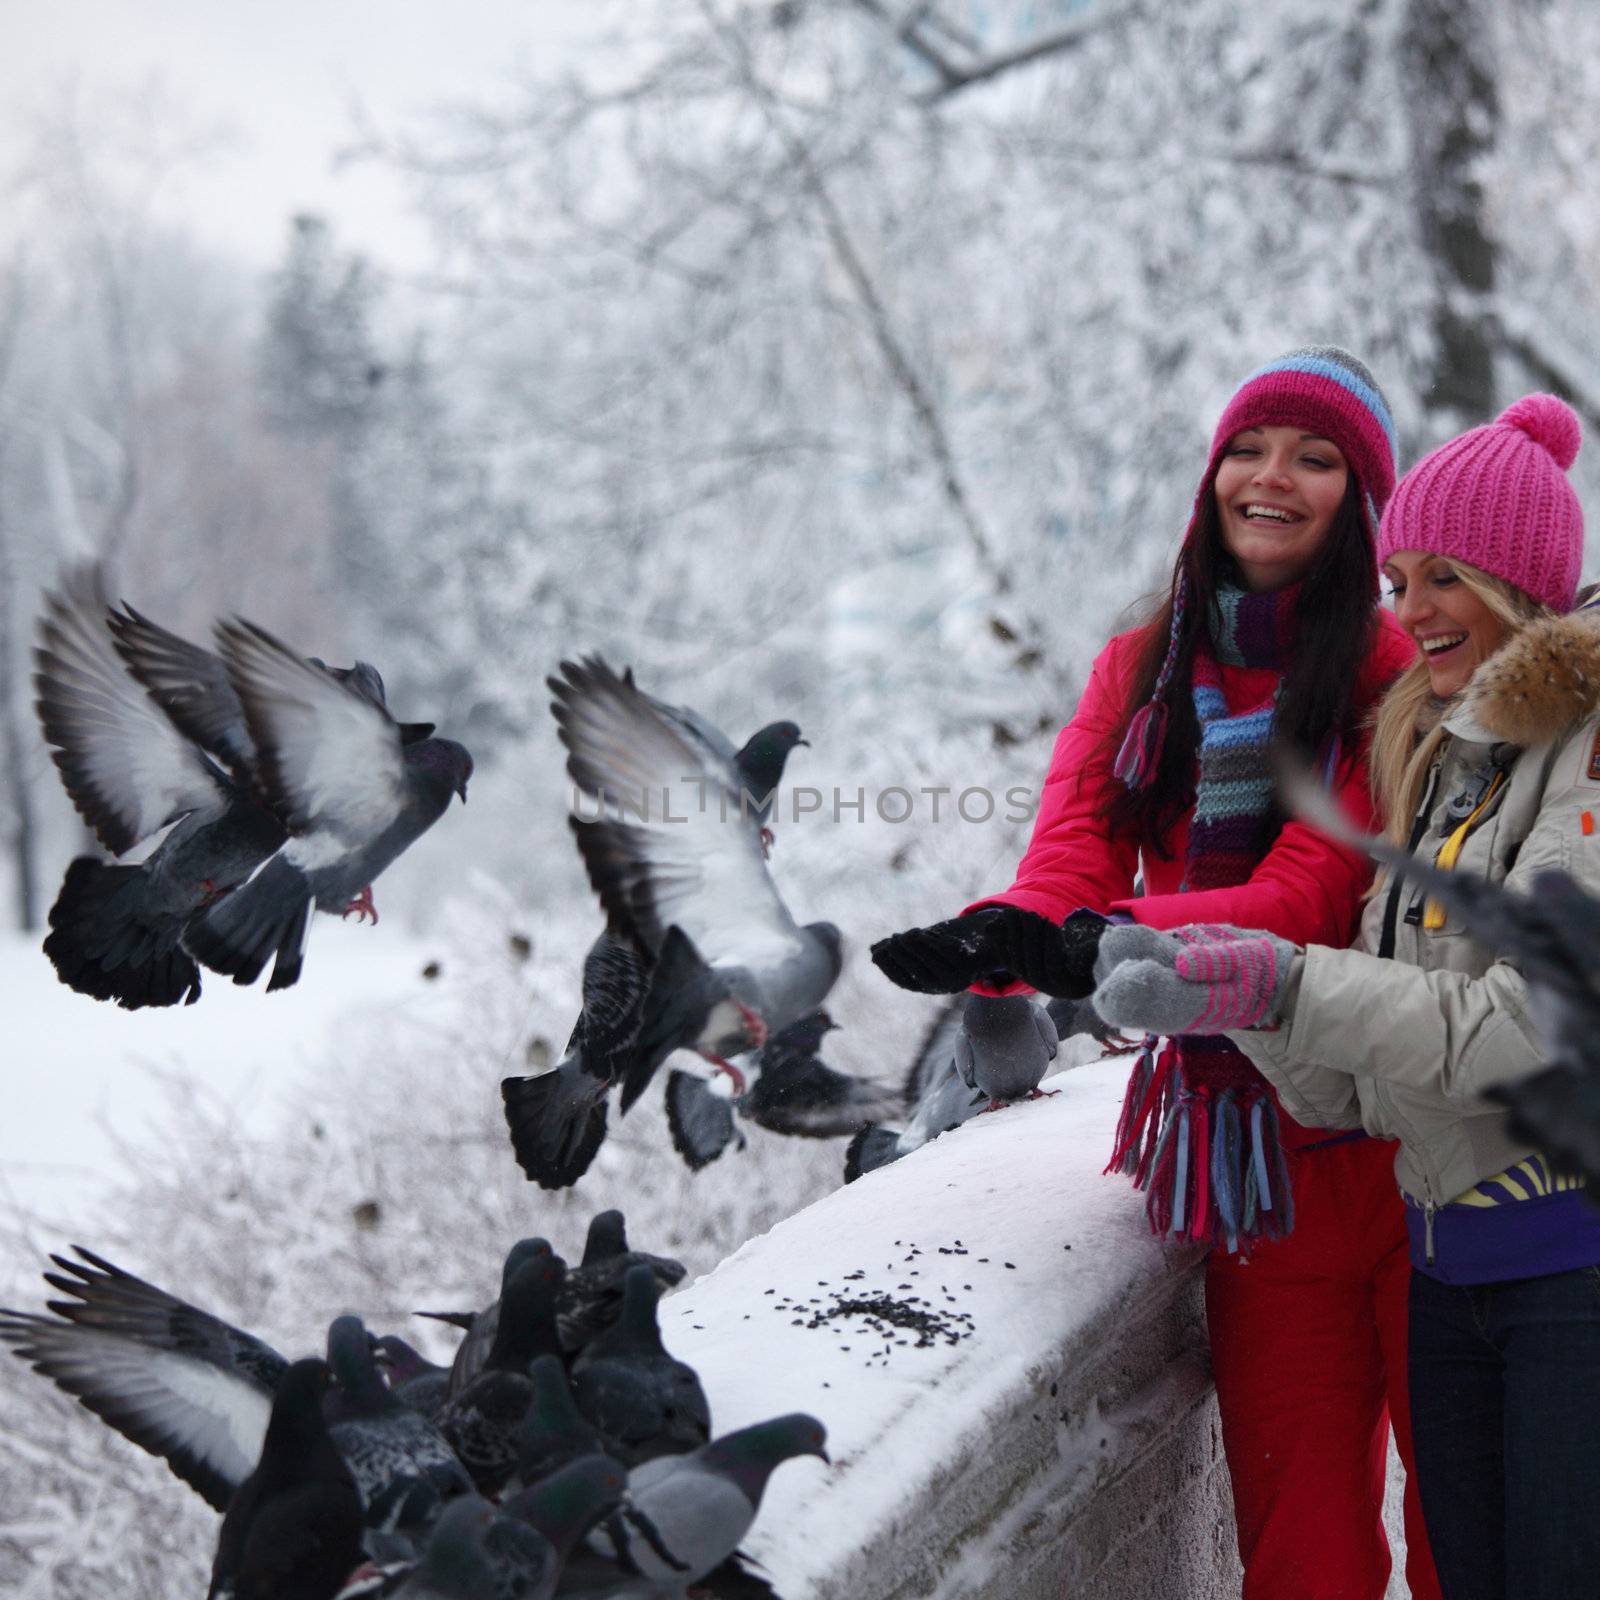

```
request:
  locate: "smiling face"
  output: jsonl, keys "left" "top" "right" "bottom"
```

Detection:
{"left": 1382, "top": 552, "right": 1511, "bottom": 697}
{"left": 1212, "top": 425, "right": 1351, "bottom": 592}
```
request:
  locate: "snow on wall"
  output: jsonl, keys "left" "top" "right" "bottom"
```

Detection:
{"left": 659, "top": 1055, "right": 1247, "bottom": 1599}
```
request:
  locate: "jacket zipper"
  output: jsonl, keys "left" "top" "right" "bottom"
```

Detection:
{"left": 1423, "top": 1198, "right": 1437, "bottom": 1267}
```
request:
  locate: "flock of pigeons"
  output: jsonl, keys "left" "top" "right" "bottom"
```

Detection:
{"left": 24, "top": 565, "right": 1600, "bottom": 1598}
{"left": 29, "top": 568, "right": 1069, "bottom": 1194}
{"left": 0, "top": 1209, "right": 826, "bottom": 1598}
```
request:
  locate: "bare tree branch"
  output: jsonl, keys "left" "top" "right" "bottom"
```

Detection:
{"left": 699, "top": 0, "right": 1009, "bottom": 594}
{"left": 855, "top": 0, "right": 1148, "bottom": 104}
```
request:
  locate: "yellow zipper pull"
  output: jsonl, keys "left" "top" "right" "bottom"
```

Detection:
{"left": 1422, "top": 770, "right": 1505, "bottom": 930}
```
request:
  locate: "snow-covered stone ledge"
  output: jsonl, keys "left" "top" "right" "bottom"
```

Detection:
{"left": 660, "top": 1057, "right": 1242, "bottom": 1598}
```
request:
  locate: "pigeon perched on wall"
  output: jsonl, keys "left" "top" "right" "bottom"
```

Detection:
{"left": 32, "top": 568, "right": 287, "bottom": 1009}
{"left": 501, "top": 929, "right": 652, "bottom": 1191}
{"left": 183, "top": 617, "right": 471, "bottom": 991}
{"left": 844, "top": 998, "right": 988, "bottom": 1182}
{"left": 569, "top": 1266, "right": 711, "bottom": 1466}
{"left": 373, "top": 1337, "right": 452, "bottom": 1426}
{"left": 418, "top": 1238, "right": 560, "bottom": 1400}
{"left": 506, "top": 1356, "right": 610, "bottom": 1492}
{"left": 324, "top": 1315, "right": 476, "bottom": 1531}
{"left": 664, "top": 1011, "right": 900, "bottom": 1171}
{"left": 577, "top": 1414, "right": 828, "bottom": 1594}
{"left": 550, "top": 656, "right": 841, "bottom": 1117}
{"left": 435, "top": 1254, "right": 567, "bottom": 1496}
{"left": 207, "top": 1357, "right": 363, "bottom": 1600}
{"left": 954, "top": 993, "right": 1060, "bottom": 1111}
{"left": 556, "top": 1210, "right": 687, "bottom": 1357}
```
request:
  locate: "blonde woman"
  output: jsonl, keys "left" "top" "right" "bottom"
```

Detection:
{"left": 1092, "top": 394, "right": 1600, "bottom": 1600}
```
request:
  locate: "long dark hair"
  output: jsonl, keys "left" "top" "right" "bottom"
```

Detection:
{"left": 1101, "top": 474, "right": 1378, "bottom": 856}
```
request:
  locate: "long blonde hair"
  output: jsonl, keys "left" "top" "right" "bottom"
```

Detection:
{"left": 1369, "top": 562, "right": 1551, "bottom": 845}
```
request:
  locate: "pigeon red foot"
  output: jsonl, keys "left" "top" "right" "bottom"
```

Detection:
{"left": 707, "top": 1055, "right": 748, "bottom": 1096}
{"left": 341, "top": 886, "right": 379, "bottom": 924}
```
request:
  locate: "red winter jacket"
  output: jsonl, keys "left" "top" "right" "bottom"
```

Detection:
{"left": 965, "top": 609, "right": 1414, "bottom": 1139}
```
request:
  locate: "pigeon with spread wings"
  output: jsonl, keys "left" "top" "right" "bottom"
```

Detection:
{"left": 183, "top": 618, "right": 471, "bottom": 991}
{"left": 33, "top": 567, "right": 287, "bottom": 1009}
{"left": 549, "top": 656, "right": 842, "bottom": 1116}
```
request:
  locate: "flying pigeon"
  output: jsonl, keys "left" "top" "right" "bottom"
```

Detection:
{"left": 953, "top": 993, "right": 1060, "bottom": 1111}
{"left": 625, "top": 667, "right": 808, "bottom": 857}
{"left": 182, "top": 616, "right": 471, "bottom": 991}
{"left": 844, "top": 998, "right": 986, "bottom": 1181}
{"left": 501, "top": 929, "right": 653, "bottom": 1190}
{"left": 207, "top": 1357, "right": 364, "bottom": 1600}
{"left": 109, "top": 600, "right": 437, "bottom": 765}
{"left": 569, "top": 1266, "right": 710, "bottom": 1467}
{"left": 0, "top": 1244, "right": 289, "bottom": 1510}
{"left": 32, "top": 567, "right": 287, "bottom": 1008}
{"left": 549, "top": 656, "right": 842, "bottom": 1115}
{"left": 0, "top": 1247, "right": 468, "bottom": 1531}
{"left": 664, "top": 1011, "right": 900, "bottom": 1171}
{"left": 576, "top": 1414, "right": 828, "bottom": 1595}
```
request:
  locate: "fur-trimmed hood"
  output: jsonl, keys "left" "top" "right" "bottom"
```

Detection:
{"left": 1456, "top": 602, "right": 1600, "bottom": 747}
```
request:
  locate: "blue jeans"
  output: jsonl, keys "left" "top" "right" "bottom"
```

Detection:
{"left": 1408, "top": 1266, "right": 1600, "bottom": 1600}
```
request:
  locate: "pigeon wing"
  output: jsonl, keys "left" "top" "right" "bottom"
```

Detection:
{"left": 552, "top": 657, "right": 802, "bottom": 969}
{"left": 0, "top": 1246, "right": 287, "bottom": 1509}
{"left": 665, "top": 1070, "right": 741, "bottom": 1169}
{"left": 34, "top": 567, "right": 229, "bottom": 856}
{"left": 108, "top": 601, "right": 258, "bottom": 777}
{"left": 903, "top": 999, "right": 967, "bottom": 1104}
{"left": 215, "top": 618, "right": 405, "bottom": 843}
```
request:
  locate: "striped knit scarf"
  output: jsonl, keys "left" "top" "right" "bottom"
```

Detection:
{"left": 1184, "top": 583, "right": 1296, "bottom": 889}
{"left": 1106, "top": 581, "right": 1302, "bottom": 1254}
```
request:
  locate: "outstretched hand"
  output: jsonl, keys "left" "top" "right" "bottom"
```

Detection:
{"left": 870, "top": 906, "right": 1110, "bottom": 997}
{"left": 1090, "top": 922, "right": 1298, "bottom": 1036}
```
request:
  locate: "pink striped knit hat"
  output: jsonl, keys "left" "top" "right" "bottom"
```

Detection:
{"left": 1377, "top": 394, "right": 1584, "bottom": 613}
{"left": 1115, "top": 347, "right": 1398, "bottom": 789}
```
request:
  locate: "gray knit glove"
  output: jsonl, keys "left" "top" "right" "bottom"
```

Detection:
{"left": 1090, "top": 923, "right": 1298, "bottom": 1036}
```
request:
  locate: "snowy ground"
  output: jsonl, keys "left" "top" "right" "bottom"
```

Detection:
{"left": 0, "top": 920, "right": 447, "bottom": 1242}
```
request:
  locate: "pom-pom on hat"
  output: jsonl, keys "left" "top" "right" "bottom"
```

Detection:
{"left": 1377, "top": 393, "right": 1584, "bottom": 613}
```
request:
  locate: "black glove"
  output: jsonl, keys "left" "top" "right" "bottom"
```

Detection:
{"left": 870, "top": 911, "right": 1005, "bottom": 994}
{"left": 870, "top": 906, "right": 1110, "bottom": 998}
{"left": 998, "top": 907, "right": 1109, "bottom": 1000}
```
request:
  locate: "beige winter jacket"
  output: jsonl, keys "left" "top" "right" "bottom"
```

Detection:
{"left": 1235, "top": 607, "right": 1600, "bottom": 1223}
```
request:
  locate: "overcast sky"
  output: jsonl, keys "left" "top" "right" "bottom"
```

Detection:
{"left": 1, "top": 0, "right": 592, "bottom": 273}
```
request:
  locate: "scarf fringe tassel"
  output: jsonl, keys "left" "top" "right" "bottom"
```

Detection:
{"left": 1106, "top": 1045, "right": 1294, "bottom": 1251}
{"left": 1113, "top": 700, "right": 1167, "bottom": 790}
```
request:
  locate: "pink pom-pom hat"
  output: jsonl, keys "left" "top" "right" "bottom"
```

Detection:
{"left": 1377, "top": 393, "right": 1585, "bottom": 613}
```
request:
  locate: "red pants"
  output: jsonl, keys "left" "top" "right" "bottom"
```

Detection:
{"left": 1206, "top": 1137, "right": 1442, "bottom": 1600}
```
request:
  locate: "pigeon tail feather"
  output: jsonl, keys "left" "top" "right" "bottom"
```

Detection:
{"left": 843, "top": 1125, "right": 901, "bottom": 1183}
{"left": 43, "top": 856, "right": 202, "bottom": 1008}
{"left": 183, "top": 855, "right": 312, "bottom": 990}
{"left": 501, "top": 1062, "right": 609, "bottom": 1190}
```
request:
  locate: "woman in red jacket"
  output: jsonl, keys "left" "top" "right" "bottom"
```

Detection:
{"left": 873, "top": 348, "right": 1438, "bottom": 1600}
